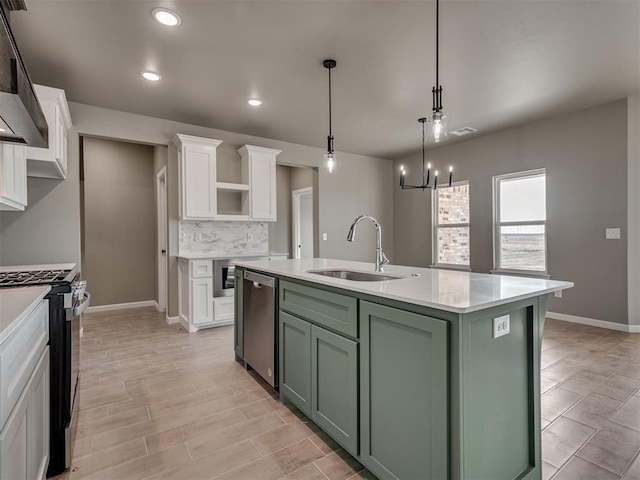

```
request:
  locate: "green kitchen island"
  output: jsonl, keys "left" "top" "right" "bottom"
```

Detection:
{"left": 234, "top": 258, "right": 573, "bottom": 480}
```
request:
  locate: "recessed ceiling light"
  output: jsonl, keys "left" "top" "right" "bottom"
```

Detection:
{"left": 141, "top": 71, "right": 162, "bottom": 81}
{"left": 450, "top": 127, "right": 478, "bottom": 136}
{"left": 247, "top": 98, "right": 262, "bottom": 107}
{"left": 152, "top": 8, "right": 181, "bottom": 26}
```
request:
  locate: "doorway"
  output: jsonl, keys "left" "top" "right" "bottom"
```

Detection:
{"left": 293, "top": 187, "right": 314, "bottom": 259}
{"left": 81, "top": 137, "right": 156, "bottom": 309}
{"left": 156, "top": 166, "right": 167, "bottom": 312}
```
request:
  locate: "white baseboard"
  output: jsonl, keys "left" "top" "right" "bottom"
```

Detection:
{"left": 86, "top": 300, "right": 157, "bottom": 313}
{"left": 546, "top": 311, "right": 640, "bottom": 333}
{"left": 166, "top": 315, "right": 179, "bottom": 325}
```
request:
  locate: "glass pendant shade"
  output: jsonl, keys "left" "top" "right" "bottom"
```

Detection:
{"left": 324, "top": 152, "right": 337, "bottom": 173}
{"left": 427, "top": 111, "right": 449, "bottom": 143}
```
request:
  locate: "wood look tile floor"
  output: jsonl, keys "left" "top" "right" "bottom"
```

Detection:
{"left": 52, "top": 308, "right": 640, "bottom": 480}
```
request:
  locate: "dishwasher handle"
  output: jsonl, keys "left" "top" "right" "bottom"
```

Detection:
{"left": 244, "top": 270, "right": 276, "bottom": 288}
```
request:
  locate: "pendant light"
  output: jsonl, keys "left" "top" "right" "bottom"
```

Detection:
{"left": 400, "top": 118, "right": 452, "bottom": 190}
{"left": 323, "top": 59, "right": 337, "bottom": 173}
{"left": 428, "top": 0, "right": 449, "bottom": 143}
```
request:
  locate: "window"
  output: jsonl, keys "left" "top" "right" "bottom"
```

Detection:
{"left": 493, "top": 169, "right": 546, "bottom": 274}
{"left": 432, "top": 182, "right": 470, "bottom": 267}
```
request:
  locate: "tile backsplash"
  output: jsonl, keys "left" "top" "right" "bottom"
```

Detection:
{"left": 179, "top": 221, "right": 269, "bottom": 255}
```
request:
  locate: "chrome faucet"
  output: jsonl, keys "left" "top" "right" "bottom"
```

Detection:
{"left": 346, "top": 215, "right": 389, "bottom": 272}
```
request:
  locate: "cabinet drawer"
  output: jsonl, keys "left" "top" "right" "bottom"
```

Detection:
{"left": 213, "top": 296, "right": 234, "bottom": 322}
{"left": 190, "top": 260, "right": 213, "bottom": 278}
{"left": 0, "top": 300, "right": 48, "bottom": 429}
{"left": 280, "top": 281, "right": 358, "bottom": 338}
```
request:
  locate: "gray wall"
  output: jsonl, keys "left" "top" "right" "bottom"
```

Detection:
{"left": 628, "top": 97, "right": 640, "bottom": 326}
{"left": 291, "top": 167, "right": 314, "bottom": 191}
{"left": 0, "top": 102, "right": 394, "bottom": 318}
{"left": 394, "top": 99, "right": 630, "bottom": 325}
{"left": 82, "top": 137, "right": 155, "bottom": 306}
{"left": 268, "top": 165, "right": 292, "bottom": 254}
{"left": 0, "top": 161, "right": 81, "bottom": 267}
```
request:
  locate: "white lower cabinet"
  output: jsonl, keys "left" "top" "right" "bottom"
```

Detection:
{"left": 192, "top": 278, "right": 214, "bottom": 326}
{"left": 178, "top": 259, "right": 233, "bottom": 332}
{"left": 0, "top": 347, "right": 50, "bottom": 480}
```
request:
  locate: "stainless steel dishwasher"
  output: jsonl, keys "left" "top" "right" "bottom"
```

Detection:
{"left": 243, "top": 270, "right": 278, "bottom": 388}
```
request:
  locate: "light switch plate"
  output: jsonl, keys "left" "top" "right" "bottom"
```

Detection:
{"left": 322, "top": 233, "right": 328, "bottom": 241}
{"left": 493, "top": 315, "right": 510, "bottom": 338}
{"left": 605, "top": 228, "right": 620, "bottom": 240}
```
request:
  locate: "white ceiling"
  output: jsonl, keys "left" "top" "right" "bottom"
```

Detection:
{"left": 10, "top": 0, "right": 640, "bottom": 159}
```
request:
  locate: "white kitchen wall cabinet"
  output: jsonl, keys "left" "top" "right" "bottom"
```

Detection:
{"left": 174, "top": 134, "right": 222, "bottom": 220}
{"left": 0, "top": 144, "right": 27, "bottom": 211}
{"left": 25, "top": 85, "right": 72, "bottom": 179}
{"left": 238, "top": 145, "right": 281, "bottom": 221}
{"left": 0, "top": 297, "right": 50, "bottom": 480}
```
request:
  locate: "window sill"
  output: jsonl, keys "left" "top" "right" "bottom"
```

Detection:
{"left": 490, "top": 269, "right": 550, "bottom": 279}
{"left": 430, "top": 264, "right": 472, "bottom": 272}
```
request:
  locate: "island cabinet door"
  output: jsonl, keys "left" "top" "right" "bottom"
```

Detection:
{"left": 360, "top": 301, "right": 448, "bottom": 480}
{"left": 279, "top": 312, "right": 312, "bottom": 416}
{"left": 310, "top": 325, "right": 358, "bottom": 456}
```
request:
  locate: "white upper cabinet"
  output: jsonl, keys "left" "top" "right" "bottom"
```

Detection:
{"left": 174, "top": 134, "right": 222, "bottom": 220}
{"left": 25, "top": 85, "right": 72, "bottom": 179}
{"left": 0, "top": 144, "right": 27, "bottom": 211}
{"left": 238, "top": 145, "right": 281, "bottom": 222}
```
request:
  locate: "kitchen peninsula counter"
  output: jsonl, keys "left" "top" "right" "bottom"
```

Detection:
{"left": 235, "top": 258, "right": 573, "bottom": 480}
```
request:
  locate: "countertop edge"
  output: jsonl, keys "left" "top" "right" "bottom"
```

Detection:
{"left": 177, "top": 253, "right": 289, "bottom": 260}
{"left": 0, "top": 286, "right": 51, "bottom": 345}
{"left": 235, "top": 260, "right": 573, "bottom": 314}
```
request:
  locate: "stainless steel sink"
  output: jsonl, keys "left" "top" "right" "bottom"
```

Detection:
{"left": 306, "top": 269, "right": 404, "bottom": 282}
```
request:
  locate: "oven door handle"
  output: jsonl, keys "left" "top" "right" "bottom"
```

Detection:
{"left": 67, "top": 292, "right": 91, "bottom": 320}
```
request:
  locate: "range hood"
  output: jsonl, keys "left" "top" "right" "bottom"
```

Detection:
{"left": 0, "top": 3, "right": 47, "bottom": 147}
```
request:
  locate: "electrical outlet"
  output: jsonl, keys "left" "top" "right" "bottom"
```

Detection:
{"left": 195, "top": 233, "right": 202, "bottom": 241}
{"left": 182, "top": 233, "right": 189, "bottom": 242}
{"left": 493, "top": 315, "right": 510, "bottom": 338}
{"left": 247, "top": 233, "right": 253, "bottom": 242}
{"left": 322, "top": 233, "right": 328, "bottom": 241}
{"left": 605, "top": 228, "right": 621, "bottom": 240}
{"left": 554, "top": 290, "right": 563, "bottom": 298}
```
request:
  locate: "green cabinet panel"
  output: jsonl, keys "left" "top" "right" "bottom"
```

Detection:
{"left": 360, "top": 301, "right": 448, "bottom": 480}
{"left": 461, "top": 305, "right": 540, "bottom": 480}
{"left": 280, "top": 280, "right": 358, "bottom": 338}
{"left": 311, "top": 325, "right": 358, "bottom": 456}
{"left": 279, "top": 311, "right": 312, "bottom": 416}
{"left": 234, "top": 270, "right": 244, "bottom": 360}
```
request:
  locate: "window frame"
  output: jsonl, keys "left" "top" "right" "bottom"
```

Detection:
{"left": 492, "top": 168, "right": 548, "bottom": 277}
{"left": 431, "top": 180, "right": 471, "bottom": 271}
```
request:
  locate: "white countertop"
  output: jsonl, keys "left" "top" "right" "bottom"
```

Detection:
{"left": 235, "top": 258, "right": 574, "bottom": 314}
{"left": 0, "top": 286, "right": 50, "bottom": 344}
{"left": 177, "top": 252, "right": 289, "bottom": 260}
{"left": 0, "top": 263, "right": 76, "bottom": 272}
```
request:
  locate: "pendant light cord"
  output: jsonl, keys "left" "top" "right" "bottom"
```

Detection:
{"left": 422, "top": 120, "right": 426, "bottom": 180}
{"left": 436, "top": 0, "right": 439, "bottom": 90}
{"left": 328, "top": 66, "right": 332, "bottom": 143}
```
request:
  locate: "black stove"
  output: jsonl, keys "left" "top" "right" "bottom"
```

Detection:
{"left": 0, "top": 269, "right": 72, "bottom": 287}
{"left": 0, "top": 264, "right": 88, "bottom": 477}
